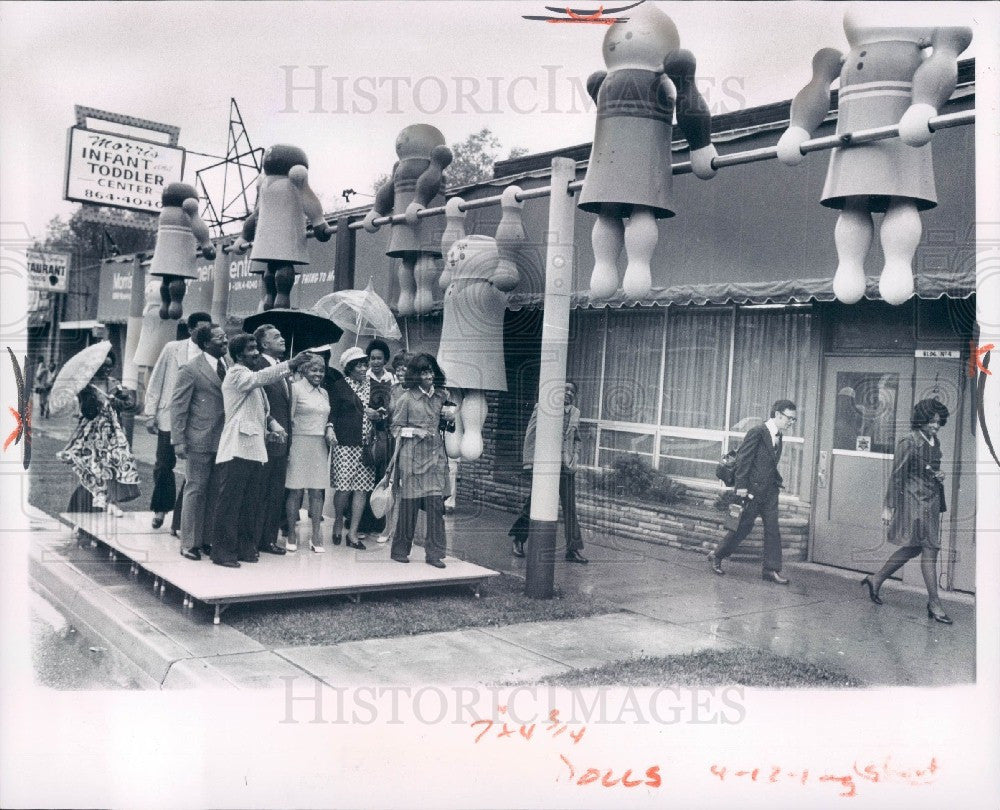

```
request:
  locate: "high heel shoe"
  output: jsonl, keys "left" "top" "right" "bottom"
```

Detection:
{"left": 346, "top": 534, "right": 366, "bottom": 550}
{"left": 332, "top": 528, "right": 344, "bottom": 546}
{"left": 927, "top": 603, "right": 953, "bottom": 624}
{"left": 860, "top": 576, "right": 883, "bottom": 605}
{"left": 310, "top": 542, "right": 326, "bottom": 554}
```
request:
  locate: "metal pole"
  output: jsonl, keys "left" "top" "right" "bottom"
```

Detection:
{"left": 210, "top": 248, "right": 231, "bottom": 326}
{"left": 525, "top": 157, "right": 576, "bottom": 599}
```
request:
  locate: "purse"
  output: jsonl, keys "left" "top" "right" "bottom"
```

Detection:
{"left": 370, "top": 440, "right": 402, "bottom": 519}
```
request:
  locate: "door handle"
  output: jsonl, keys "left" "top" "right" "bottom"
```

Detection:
{"left": 818, "top": 450, "right": 828, "bottom": 489}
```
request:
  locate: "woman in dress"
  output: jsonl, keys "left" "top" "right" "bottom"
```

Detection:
{"left": 284, "top": 355, "right": 332, "bottom": 552}
{"left": 57, "top": 350, "right": 140, "bottom": 517}
{"left": 358, "top": 338, "right": 396, "bottom": 540}
{"left": 389, "top": 353, "right": 455, "bottom": 568}
{"left": 328, "top": 347, "right": 388, "bottom": 549}
{"left": 861, "top": 398, "right": 953, "bottom": 623}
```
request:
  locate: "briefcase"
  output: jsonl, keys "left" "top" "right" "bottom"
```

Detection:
{"left": 723, "top": 495, "right": 752, "bottom": 532}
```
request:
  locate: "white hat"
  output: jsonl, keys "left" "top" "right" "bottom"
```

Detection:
{"left": 340, "top": 346, "right": 367, "bottom": 372}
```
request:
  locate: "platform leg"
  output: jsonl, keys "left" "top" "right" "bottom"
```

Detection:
{"left": 159, "top": 582, "right": 167, "bottom": 598}
{"left": 349, "top": 593, "right": 360, "bottom": 605}
{"left": 214, "top": 605, "right": 221, "bottom": 625}
{"left": 153, "top": 576, "right": 160, "bottom": 591}
{"left": 471, "top": 581, "right": 482, "bottom": 599}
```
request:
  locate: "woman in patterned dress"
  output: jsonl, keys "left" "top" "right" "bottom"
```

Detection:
{"left": 327, "top": 347, "right": 388, "bottom": 549}
{"left": 389, "top": 353, "right": 455, "bottom": 568}
{"left": 57, "top": 351, "right": 140, "bottom": 517}
{"left": 861, "top": 398, "right": 953, "bottom": 623}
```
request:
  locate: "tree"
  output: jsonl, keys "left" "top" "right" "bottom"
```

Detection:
{"left": 446, "top": 128, "right": 527, "bottom": 188}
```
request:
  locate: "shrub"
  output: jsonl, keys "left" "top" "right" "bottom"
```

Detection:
{"left": 607, "top": 456, "right": 686, "bottom": 506}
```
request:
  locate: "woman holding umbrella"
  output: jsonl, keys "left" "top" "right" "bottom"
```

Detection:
{"left": 53, "top": 343, "right": 140, "bottom": 516}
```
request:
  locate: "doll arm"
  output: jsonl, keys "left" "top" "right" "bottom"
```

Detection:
{"left": 776, "top": 48, "right": 844, "bottom": 165}
{"left": 406, "top": 146, "right": 454, "bottom": 226}
{"left": 362, "top": 165, "right": 397, "bottom": 233}
{"left": 898, "top": 26, "right": 973, "bottom": 146}
{"left": 289, "top": 165, "right": 332, "bottom": 241}
{"left": 585, "top": 71, "right": 607, "bottom": 103}
{"left": 664, "top": 49, "right": 717, "bottom": 179}
{"left": 232, "top": 182, "right": 260, "bottom": 253}
{"left": 182, "top": 198, "right": 216, "bottom": 259}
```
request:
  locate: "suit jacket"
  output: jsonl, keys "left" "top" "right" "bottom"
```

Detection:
{"left": 144, "top": 338, "right": 198, "bottom": 431}
{"left": 255, "top": 355, "right": 292, "bottom": 459}
{"left": 170, "top": 354, "right": 226, "bottom": 454}
{"left": 216, "top": 360, "right": 292, "bottom": 464}
{"left": 522, "top": 403, "right": 581, "bottom": 471}
{"left": 734, "top": 422, "right": 783, "bottom": 496}
{"left": 327, "top": 376, "right": 389, "bottom": 446}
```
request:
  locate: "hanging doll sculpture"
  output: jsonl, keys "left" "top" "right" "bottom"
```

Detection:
{"left": 579, "top": 2, "right": 718, "bottom": 300}
{"left": 148, "top": 183, "right": 215, "bottom": 320}
{"left": 776, "top": 10, "right": 972, "bottom": 305}
{"left": 436, "top": 188, "right": 523, "bottom": 460}
{"left": 361, "top": 124, "right": 453, "bottom": 316}
{"left": 232, "top": 144, "right": 332, "bottom": 310}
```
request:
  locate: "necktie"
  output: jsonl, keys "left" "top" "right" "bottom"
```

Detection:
{"left": 217, "top": 359, "right": 226, "bottom": 382}
{"left": 775, "top": 433, "right": 783, "bottom": 459}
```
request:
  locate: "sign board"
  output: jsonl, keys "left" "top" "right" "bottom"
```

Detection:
{"left": 64, "top": 126, "right": 185, "bottom": 214}
{"left": 915, "top": 350, "right": 961, "bottom": 358}
{"left": 26, "top": 250, "right": 70, "bottom": 292}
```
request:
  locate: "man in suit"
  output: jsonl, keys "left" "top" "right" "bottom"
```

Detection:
{"left": 144, "top": 311, "right": 212, "bottom": 531}
{"left": 709, "top": 399, "right": 797, "bottom": 584}
{"left": 210, "top": 333, "right": 311, "bottom": 568}
{"left": 252, "top": 324, "right": 291, "bottom": 555}
{"left": 508, "top": 381, "right": 588, "bottom": 564}
{"left": 169, "top": 324, "right": 229, "bottom": 561}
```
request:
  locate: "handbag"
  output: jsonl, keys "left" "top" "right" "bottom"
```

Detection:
{"left": 370, "top": 440, "right": 402, "bottom": 519}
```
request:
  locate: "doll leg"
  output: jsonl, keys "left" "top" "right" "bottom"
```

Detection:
{"left": 878, "top": 197, "right": 920, "bottom": 306}
{"left": 444, "top": 389, "right": 464, "bottom": 459}
{"left": 459, "top": 390, "right": 487, "bottom": 461}
{"left": 262, "top": 266, "right": 278, "bottom": 311}
{"left": 274, "top": 264, "right": 296, "bottom": 309}
{"left": 832, "top": 197, "right": 873, "bottom": 305}
{"left": 397, "top": 256, "right": 417, "bottom": 316}
{"left": 158, "top": 279, "right": 172, "bottom": 320}
{"left": 413, "top": 253, "right": 440, "bottom": 315}
{"left": 589, "top": 215, "right": 624, "bottom": 299}
{"left": 167, "top": 277, "right": 187, "bottom": 320}
{"left": 622, "top": 207, "right": 658, "bottom": 298}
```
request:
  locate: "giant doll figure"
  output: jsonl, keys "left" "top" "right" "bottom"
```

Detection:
{"left": 149, "top": 183, "right": 215, "bottom": 320}
{"left": 233, "top": 144, "right": 332, "bottom": 310}
{"left": 777, "top": 10, "right": 972, "bottom": 305}
{"left": 580, "top": 2, "right": 718, "bottom": 300}
{"left": 361, "top": 124, "right": 453, "bottom": 316}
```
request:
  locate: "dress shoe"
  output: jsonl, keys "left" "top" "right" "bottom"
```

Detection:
{"left": 390, "top": 555, "right": 410, "bottom": 564}
{"left": 565, "top": 550, "right": 589, "bottom": 564}
{"left": 180, "top": 548, "right": 202, "bottom": 561}
{"left": 426, "top": 559, "right": 446, "bottom": 569}
{"left": 762, "top": 570, "right": 790, "bottom": 585}
{"left": 238, "top": 554, "right": 259, "bottom": 563}
{"left": 708, "top": 552, "right": 724, "bottom": 576}
{"left": 170, "top": 528, "right": 179, "bottom": 538}
{"left": 346, "top": 537, "right": 367, "bottom": 550}
{"left": 152, "top": 513, "right": 165, "bottom": 529}
{"left": 860, "top": 576, "right": 883, "bottom": 605}
{"left": 310, "top": 543, "right": 326, "bottom": 554}
{"left": 332, "top": 529, "right": 344, "bottom": 546}
{"left": 927, "top": 603, "right": 953, "bottom": 624}
{"left": 213, "top": 560, "right": 241, "bottom": 568}
{"left": 260, "top": 543, "right": 287, "bottom": 555}
{"left": 200, "top": 544, "right": 212, "bottom": 555}
{"left": 512, "top": 540, "right": 525, "bottom": 558}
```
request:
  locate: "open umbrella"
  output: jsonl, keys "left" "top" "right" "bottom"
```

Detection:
{"left": 48, "top": 340, "right": 112, "bottom": 417}
{"left": 241, "top": 309, "right": 344, "bottom": 354}
{"left": 312, "top": 280, "right": 401, "bottom": 341}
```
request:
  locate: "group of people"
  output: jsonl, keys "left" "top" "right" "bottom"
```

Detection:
{"left": 54, "top": 326, "right": 957, "bottom": 621}
{"left": 32, "top": 358, "right": 58, "bottom": 419}
{"left": 137, "top": 312, "right": 456, "bottom": 568}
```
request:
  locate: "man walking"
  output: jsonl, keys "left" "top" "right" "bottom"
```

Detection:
{"left": 169, "top": 324, "right": 229, "bottom": 561}
{"left": 144, "top": 311, "right": 212, "bottom": 530}
{"left": 509, "top": 381, "right": 588, "bottom": 564}
{"left": 251, "top": 325, "right": 291, "bottom": 555}
{"left": 708, "top": 399, "right": 797, "bottom": 584}
{"left": 210, "top": 333, "right": 310, "bottom": 568}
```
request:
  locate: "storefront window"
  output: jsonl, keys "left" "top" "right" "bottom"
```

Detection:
{"left": 601, "top": 311, "right": 663, "bottom": 424}
{"left": 567, "top": 311, "right": 604, "bottom": 421}
{"left": 598, "top": 429, "right": 655, "bottom": 467}
{"left": 658, "top": 435, "right": 723, "bottom": 480}
{"left": 833, "top": 371, "right": 899, "bottom": 454}
{"left": 661, "top": 310, "right": 730, "bottom": 429}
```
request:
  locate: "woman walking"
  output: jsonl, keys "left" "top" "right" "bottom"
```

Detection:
{"left": 57, "top": 349, "right": 140, "bottom": 516}
{"left": 328, "top": 347, "right": 388, "bottom": 549}
{"left": 389, "top": 353, "right": 455, "bottom": 568}
{"left": 284, "top": 356, "right": 333, "bottom": 552}
{"left": 861, "top": 398, "right": 954, "bottom": 624}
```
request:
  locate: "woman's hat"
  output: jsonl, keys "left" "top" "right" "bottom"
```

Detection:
{"left": 340, "top": 346, "right": 367, "bottom": 372}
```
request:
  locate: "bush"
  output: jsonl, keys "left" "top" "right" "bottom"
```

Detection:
{"left": 604, "top": 456, "right": 686, "bottom": 506}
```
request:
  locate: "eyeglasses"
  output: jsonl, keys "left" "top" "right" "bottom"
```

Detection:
{"left": 781, "top": 413, "right": 797, "bottom": 423}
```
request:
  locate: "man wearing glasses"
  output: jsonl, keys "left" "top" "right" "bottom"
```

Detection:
{"left": 708, "top": 400, "right": 798, "bottom": 584}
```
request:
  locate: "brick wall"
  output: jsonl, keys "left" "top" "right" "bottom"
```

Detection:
{"left": 457, "top": 392, "right": 811, "bottom": 562}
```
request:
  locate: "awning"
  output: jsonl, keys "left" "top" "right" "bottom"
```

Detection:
{"left": 506, "top": 267, "right": 975, "bottom": 311}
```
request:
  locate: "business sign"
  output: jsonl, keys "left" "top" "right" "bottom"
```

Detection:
{"left": 64, "top": 126, "right": 185, "bottom": 214}
{"left": 26, "top": 250, "right": 70, "bottom": 292}
{"left": 915, "top": 350, "right": 961, "bottom": 358}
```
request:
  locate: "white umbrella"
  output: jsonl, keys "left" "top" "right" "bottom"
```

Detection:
{"left": 48, "top": 340, "right": 112, "bottom": 416}
{"left": 312, "top": 280, "right": 402, "bottom": 341}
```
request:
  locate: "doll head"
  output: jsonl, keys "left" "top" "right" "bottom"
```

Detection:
{"left": 394, "top": 124, "right": 446, "bottom": 160}
{"left": 843, "top": 8, "right": 932, "bottom": 48}
{"left": 444, "top": 235, "right": 500, "bottom": 283}
{"left": 262, "top": 144, "right": 309, "bottom": 176}
{"left": 602, "top": 2, "right": 680, "bottom": 71}
{"left": 161, "top": 182, "right": 199, "bottom": 209}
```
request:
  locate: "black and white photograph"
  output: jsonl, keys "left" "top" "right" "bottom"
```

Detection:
{"left": 1, "top": 1, "right": 998, "bottom": 807}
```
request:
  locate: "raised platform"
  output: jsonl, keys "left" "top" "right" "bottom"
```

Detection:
{"left": 59, "top": 511, "right": 500, "bottom": 623}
